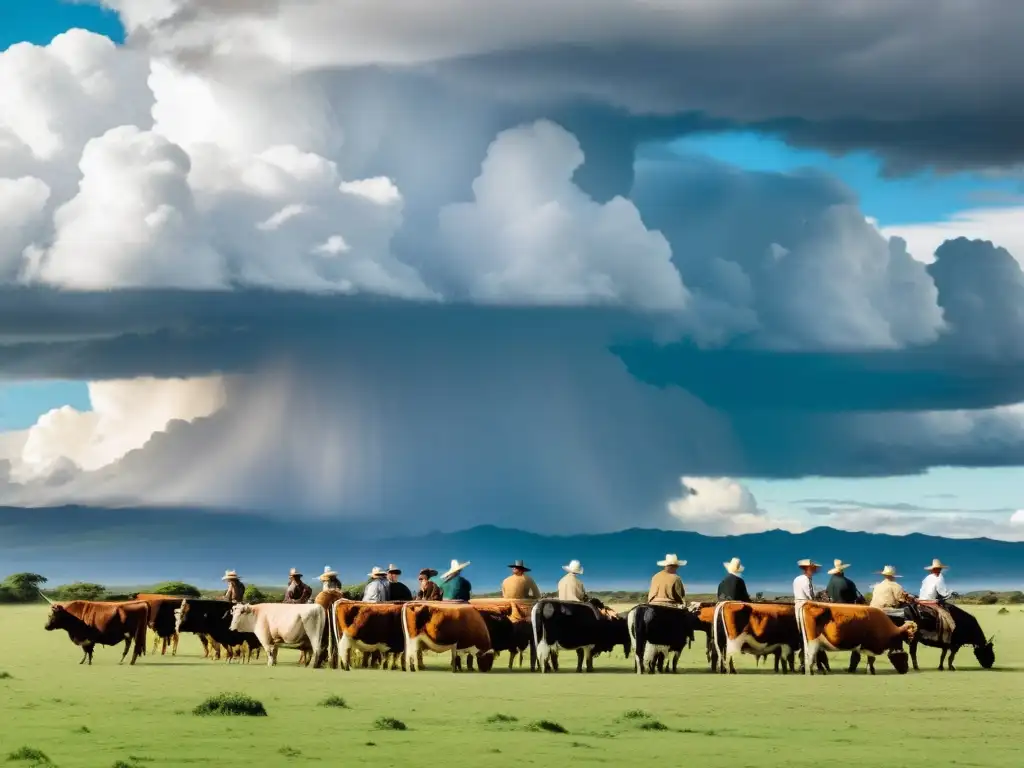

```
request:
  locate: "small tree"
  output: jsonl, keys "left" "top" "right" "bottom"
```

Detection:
{"left": 978, "top": 593, "right": 999, "bottom": 605}
{"left": 55, "top": 582, "right": 106, "bottom": 601}
{"left": 1, "top": 573, "right": 48, "bottom": 602}
{"left": 243, "top": 585, "right": 267, "bottom": 604}
{"left": 150, "top": 582, "right": 202, "bottom": 598}
{"left": 341, "top": 584, "right": 363, "bottom": 600}
{"left": 1006, "top": 592, "right": 1024, "bottom": 605}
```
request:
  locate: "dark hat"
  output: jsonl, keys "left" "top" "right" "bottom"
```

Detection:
{"left": 507, "top": 559, "right": 531, "bottom": 571}
{"left": 418, "top": 568, "right": 438, "bottom": 578}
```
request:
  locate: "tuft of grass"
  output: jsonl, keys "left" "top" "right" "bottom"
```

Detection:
{"left": 6, "top": 746, "right": 51, "bottom": 764}
{"left": 638, "top": 720, "right": 669, "bottom": 731}
{"left": 277, "top": 747, "right": 301, "bottom": 758}
{"left": 529, "top": 719, "right": 568, "bottom": 734}
{"left": 621, "top": 709, "right": 653, "bottom": 720}
{"left": 373, "top": 717, "right": 407, "bottom": 731}
{"left": 998, "top": 607, "right": 1009, "bottom": 615}
{"left": 320, "top": 695, "right": 348, "bottom": 709}
{"left": 192, "top": 693, "right": 267, "bottom": 717}
{"left": 485, "top": 713, "right": 518, "bottom": 724}
{"left": 111, "top": 762, "right": 138, "bottom": 768}
{"left": 75, "top": 726, "right": 91, "bottom": 734}
{"left": 0, "top": 672, "right": 12, "bottom": 680}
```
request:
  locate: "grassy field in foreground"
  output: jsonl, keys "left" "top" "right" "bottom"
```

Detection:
{"left": 0, "top": 605, "right": 1022, "bottom": 768}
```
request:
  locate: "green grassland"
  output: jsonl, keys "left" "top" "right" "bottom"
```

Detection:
{"left": 0, "top": 604, "right": 1022, "bottom": 768}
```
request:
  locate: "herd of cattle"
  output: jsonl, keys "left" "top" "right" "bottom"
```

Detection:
{"left": 40, "top": 591, "right": 997, "bottom": 675}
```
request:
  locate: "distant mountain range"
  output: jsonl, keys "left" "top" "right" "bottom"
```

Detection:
{"left": 2, "top": 505, "right": 1022, "bottom": 592}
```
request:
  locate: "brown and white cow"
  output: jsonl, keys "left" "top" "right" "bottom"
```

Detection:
{"left": 43, "top": 597, "right": 150, "bottom": 665}
{"left": 402, "top": 602, "right": 494, "bottom": 672}
{"left": 332, "top": 601, "right": 406, "bottom": 671}
{"left": 798, "top": 602, "right": 918, "bottom": 675}
{"left": 470, "top": 598, "right": 535, "bottom": 670}
{"left": 713, "top": 601, "right": 806, "bottom": 674}
{"left": 315, "top": 591, "right": 351, "bottom": 669}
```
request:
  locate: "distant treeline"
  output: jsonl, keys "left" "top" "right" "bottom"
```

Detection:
{"left": 2, "top": 573, "right": 1022, "bottom": 606}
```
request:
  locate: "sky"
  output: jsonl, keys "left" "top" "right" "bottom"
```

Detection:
{"left": 2, "top": 1, "right": 1024, "bottom": 543}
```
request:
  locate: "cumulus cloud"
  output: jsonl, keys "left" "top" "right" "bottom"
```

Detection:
{"left": 2, "top": 15, "right": 1024, "bottom": 537}
{"left": 883, "top": 206, "right": 1024, "bottom": 267}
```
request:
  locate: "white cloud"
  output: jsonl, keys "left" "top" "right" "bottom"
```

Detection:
{"left": 667, "top": 476, "right": 801, "bottom": 535}
{"left": 0, "top": 177, "right": 50, "bottom": 278}
{"left": 438, "top": 120, "right": 689, "bottom": 309}
{"left": 1011, "top": 509, "right": 1024, "bottom": 526}
{"left": 882, "top": 206, "right": 1024, "bottom": 266}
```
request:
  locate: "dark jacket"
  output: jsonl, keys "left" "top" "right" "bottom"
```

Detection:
{"left": 417, "top": 581, "right": 443, "bottom": 601}
{"left": 826, "top": 574, "right": 859, "bottom": 603}
{"left": 223, "top": 580, "right": 245, "bottom": 602}
{"left": 716, "top": 573, "right": 751, "bottom": 602}
{"left": 387, "top": 580, "right": 413, "bottom": 601}
{"left": 284, "top": 580, "right": 312, "bottom": 603}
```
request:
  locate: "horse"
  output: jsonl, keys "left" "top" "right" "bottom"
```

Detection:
{"left": 904, "top": 602, "right": 995, "bottom": 671}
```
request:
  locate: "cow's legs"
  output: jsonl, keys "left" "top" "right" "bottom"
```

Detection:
{"left": 171, "top": 632, "right": 179, "bottom": 655}
{"left": 848, "top": 651, "right": 862, "bottom": 674}
{"left": 947, "top": 645, "right": 959, "bottom": 671}
{"left": 938, "top": 647, "right": 948, "bottom": 671}
{"left": 908, "top": 639, "right": 920, "bottom": 671}
{"left": 867, "top": 656, "right": 876, "bottom": 675}
{"left": 120, "top": 635, "right": 132, "bottom": 664}
{"left": 804, "top": 640, "right": 822, "bottom": 676}
{"left": 151, "top": 633, "right": 160, "bottom": 654}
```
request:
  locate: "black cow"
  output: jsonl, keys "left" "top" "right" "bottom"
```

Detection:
{"left": 475, "top": 609, "right": 536, "bottom": 671}
{"left": 174, "top": 599, "right": 261, "bottom": 663}
{"left": 531, "top": 598, "right": 630, "bottom": 673}
{"left": 901, "top": 602, "right": 995, "bottom": 671}
{"left": 629, "top": 604, "right": 695, "bottom": 674}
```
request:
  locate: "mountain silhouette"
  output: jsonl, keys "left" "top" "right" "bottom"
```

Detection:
{"left": 2, "top": 505, "right": 1021, "bottom": 592}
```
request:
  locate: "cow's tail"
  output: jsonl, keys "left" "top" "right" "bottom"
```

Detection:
{"left": 633, "top": 607, "right": 648, "bottom": 675}
{"left": 530, "top": 600, "right": 543, "bottom": 650}
{"left": 712, "top": 602, "right": 725, "bottom": 672}
{"left": 330, "top": 600, "right": 343, "bottom": 668}
{"left": 310, "top": 604, "right": 327, "bottom": 667}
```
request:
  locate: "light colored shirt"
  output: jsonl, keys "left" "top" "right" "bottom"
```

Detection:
{"left": 557, "top": 573, "right": 587, "bottom": 602}
{"left": 919, "top": 573, "right": 950, "bottom": 600}
{"left": 501, "top": 574, "right": 541, "bottom": 600}
{"left": 870, "top": 579, "right": 909, "bottom": 609}
{"left": 362, "top": 578, "right": 388, "bottom": 602}
{"left": 793, "top": 574, "right": 814, "bottom": 602}
{"left": 648, "top": 571, "right": 686, "bottom": 605}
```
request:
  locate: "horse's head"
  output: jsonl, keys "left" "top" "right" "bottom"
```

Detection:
{"left": 974, "top": 636, "right": 996, "bottom": 669}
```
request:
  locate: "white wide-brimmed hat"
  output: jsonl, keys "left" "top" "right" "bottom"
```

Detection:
{"left": 387, "top": 564, "right": 402, "bottom": 574}
{"left": 222, "top": 570, "right": 239, "bottom": 581}
{"left": 288, "top": 567, "right": 302, "bottom": 578}
{"left": 924, "top": 558, "right": 949, "bottom": 571}
{"left": 319, "top": 566, "right": 338, "bottom": 581}
{"left": 723, "top": 557, "right": 744, "bottom": 575}
{"left": 657, "top": 554, "right": 686, "bottom": 567}
{"left": 442, "top": 559, "right": 470, "bottom": 580}
{"left": 827, "top": 559, "right": 851, "bottom": 575}
{"left": 562, "top": 560, "right": 584, "bottom": 575}
{"left": 878, "top": 565, "right": 900, "bottom": 578}
{"left": 797, "top": 559, "right": 821, "bottom": 569}
{"left": 367, "top": 566, "right": 387, "bottom": 578}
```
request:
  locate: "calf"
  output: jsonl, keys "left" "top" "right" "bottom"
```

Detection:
{"left": 629, "top": 603, "right": 695, "bottom": 674}
{"left": 531, "top": 598, "right": 630, "bottom": 673}
{"left": 402, "top": 602, "right": 495, "bottom": 672}
{"left": 799, "top": 602, "right": 917, "bottom": 675}
{"left": 43, "top": 598, "right": 150, "bottom": 665}
{"left": 333, "top": 601, "right": 405, "bottom": 671}
{"left": 134, "top": 594, "right": 185, "bottom": 656}
{"left": 230, "top": 603, "right": 327, "bottom": 667}
{"left": 471, "top": 599, "right": 536, "bottom": 670}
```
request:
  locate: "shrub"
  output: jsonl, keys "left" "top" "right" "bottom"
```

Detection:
{"left": 55, "top": 582, "right": 106, "bottom": 601}
{"left": 277, "top": 747, "right": 301, "bottom": 758}
{"left": 638, "top": 720, "right": 669, "bottom": 731}
{"left": 243, "top": 586, "right": 267, "bottom": 604}
{"left": 997, "top": 607, "right": 1009, "bottom": 615}
{"left": 6, "top": 746, "right": 51, "bottom": 764}
{"left": 528, "top": 720, "right": 567, "bottom": 734}
{"left": 1006, "top": 592, "right": 1024, "bottom": 605}
{"left": 320, "top": 695, "right": 348, "bottom": 709}
{"left": 192, "top": 693, "right": 267, "bottom": 717}
{"left": 1, "top": 573, "right": 48, "bottom": 603}
{"left": 341, "top": 584, "right": 364, "bottom": 600}
{"left": 0, "top": 672, "right": 12, "bottom": 680}
{"left": 149, "top": 582, "right": 202, "bottom": 598}
{"left": 978, "top": 593, "right": 999, "bottom": 605}
{"left": 486, "top": 714, "right": 518, "bottom": 724}
{"left": 621, "top": 710, "right": 652, "bottom": 720}
{"left": 373, "top": 717, "right": 407, "bottom": 731}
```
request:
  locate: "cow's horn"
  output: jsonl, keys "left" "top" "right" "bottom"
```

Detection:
{"left": 38, "top": 590, "right": 54, "bottom": 605}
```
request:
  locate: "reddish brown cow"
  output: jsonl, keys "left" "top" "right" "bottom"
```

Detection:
{"left": 713, "top": 602, "right": 805, "bottom": 674}
{"left": 798, "top": 602, "right": 918, "bottom": 675}
{"left": 470, "top": 598, "right": 535, "bottom": 670}
{"left": 333, "top": 601, "right": 405, "bottom": 670}
{"left": 43, "top": 598, "right": 150, "bottom": 665}
{"left": 402, "top": 602, "right": 494, "bottom": 672}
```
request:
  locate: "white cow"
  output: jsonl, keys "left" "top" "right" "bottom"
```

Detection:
{"left": 229, "top": 603, "right": 326, "bottom": 667}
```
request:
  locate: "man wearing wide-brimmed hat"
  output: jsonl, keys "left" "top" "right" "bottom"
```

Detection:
{"left": 221, "top": 570, "right": 245, "bottom": 602}
{"left": 283, "top": 568, "right": 312, "bottom": 603}
{"left": 558, "top": 560, "right": 588, "bottom": 602}
{"left": 918, "top": 559, "right": 956, "bottom": 643}
{"left": 825, "top": 559, "right": 861, "bottom": 604}
{"left": 501, "top": 560, "right": 541, "bottom": 600}
{"left": 432, "top": 559, "right": 472, "bottom": 601}
{"left": 792, "top": 559, "right": 820, "bottom": 604}
{"left": 870, "top": 565, "right": 912, "bottom": 612}
{"left": 416, "top": 568, "right": 443, "bottom": 600}
{"left": 362, "top": 567, "right": 389, "bottom": 602}
{"left": 319, "top": 566, "right": 342, "bottom": 593}
{"left": 386, "top": 564, "right": 413, "bottom": 602}
{"left": 717, "top": 557, "right": 751, "bottom": 602}
{"left": 648, "top": 554, "right": 687, "bottom": 606}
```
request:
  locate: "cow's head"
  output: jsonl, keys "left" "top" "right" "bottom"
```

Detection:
{"left": 229, "top": 603, "right": 255, "bottom": 631}
{"left": 43, "top": 603, "right": 67, "bottom": 631}
{"left": 887, "top": 649, "right": 910, "bottom": 675}
{"left": 174, "top": 600, "right": 190, "bottom": 634}
{"left": 973, "top": 637, "right": 995, "bottom": 669}
{"left": 475, "top": 649, "right": 495, "bottom": 672}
